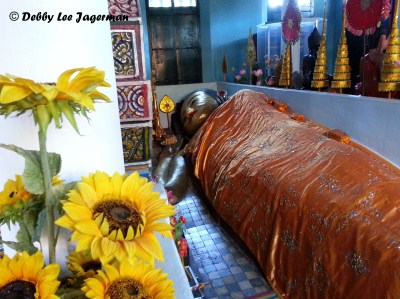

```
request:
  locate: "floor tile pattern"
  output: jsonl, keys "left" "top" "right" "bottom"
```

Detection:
{"left": 176, "top": 191, "right": 272, "bottom": 299}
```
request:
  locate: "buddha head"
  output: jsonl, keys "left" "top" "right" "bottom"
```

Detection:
{"left": 308, "top": 27, "right": 321, "bottom": 55}
{"left": 180, "top": 89, "right": 221, "bottom": 137}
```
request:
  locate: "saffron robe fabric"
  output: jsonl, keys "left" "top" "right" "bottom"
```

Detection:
{"left": 186, "top": 89, "right": 400, "bottom": 298}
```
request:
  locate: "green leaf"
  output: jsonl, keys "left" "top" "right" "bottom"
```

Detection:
{"left": 34, "top": 209, "right": 47, "bottom": 244}
{"left": 14, "top": 221, "right": 38, "bottom": 254}
{"left": 47, "top": 100, "right": 62, "bottom": 128}
{"left": 0, "top": 144, "right": 61, "bottom": 194}
{"left": 57, "top": 289, "right": 86, "bottom": 299}
{"left": 57, "top": 101, "right": 80, "bottom": 134}
{"left": 35, "top": 104, "right": 52, "bottom": 135}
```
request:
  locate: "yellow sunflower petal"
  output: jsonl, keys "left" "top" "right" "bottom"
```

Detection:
{"left": 89, "top": 90, "right": 111, "bottom": 102}
{"left": 100, "top": 217, "right": 110, "bottom": 236}
{"left": 75, "top": 234, "right": 96, "bottom": 252}
{"left": 76, "top": 182, "right": 98, "bottom": 208}
{"left": 75, "top": 221, "right": 102, "bottom": 236}
{"left": 90, "top": 237, "right": 103, "bottom": 260}
{"left": 0, "top": 85, "right": 33, "bottom": 103}
{"left": 125, "top": 225, "right": 135, "bottom": 241}
{"left": 108, "top": 229, "right": 117, "bottom": 241}
{"left": 82, "top": 258, "right": 174, "bottom": 299}
{"left": 94, "top": 213, "right": 104, "bottom": 228}
{"left": 145, "top": 222, "right": 173, "bottom": 237}
{"left": 123, "top": 242, "right": 137, "bottom": 260}
{"left": 120, "top": 171, "right": 141, "bottom": 200}
{"left": 54, "top": 216, "right": 75, "bottom": 230}
{"left": 93, "top": 171, "right": 112, "bottom": 200}
{"left": 56, "top": 68, "right": 83, "bottom": 90}
{"left": 0, "top": 252, "right": 61, "bottom": 299}
{"left": 0, "top": 267, "right": 14, "bottom": 286}
{"left": 101, "top": 237, "right": 117, "bottom": 257}
{"left": 62, "top": 202, "right": 92, "bottom": 222}
{"left": 85, "top": 278, "right": 105, "bottom": 297}
{"left": 110, "top": 172, "right": 124, "bottom": 199}
{"left": 135, "top": 232, "right": 164, "bottom": 262}
{"left": 38, "top": 280, "right": 60, "bottom": 297}
{"left": 22, "top": 251, "right": 44, "bottom": 281}
{"left": 115, "top": 229, "right": 125, "bottom": 241}
{"left": 8, "top": 254, "right": 23, "bottom": 278}
{"left": 115, "top": 242, "right": 130, "bottom": 261}
{"left": 103, "top": 264, "right": 120, "bottom": 281}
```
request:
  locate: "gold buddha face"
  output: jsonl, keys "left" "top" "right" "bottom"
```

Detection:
{"left": 181, "top": 91, "right": 220, "bottom": 136}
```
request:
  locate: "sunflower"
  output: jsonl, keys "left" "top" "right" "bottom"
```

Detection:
{"left": 0, "top": 175, "right": 64, "bottom": 219}
{"left": 0, "top": 67, "right": 110, "bottom": 133}
{"left": 0, "top": 251, "right": 60, "bottom": 299}
{"left": 66, "top": 250, "right": 102, "bottom": 279}
{"left": 56, "top": 171, "right": 175, "bottom": 265}
{"left": 81, "top": 257, "right": 174, "bottom": 299}
{"left": 0, "top": 175, "right": 31, "bottom": 215}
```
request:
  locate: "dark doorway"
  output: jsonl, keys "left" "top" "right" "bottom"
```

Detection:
{"left": 147, "top": 0, "right": 203, "bottom": 85}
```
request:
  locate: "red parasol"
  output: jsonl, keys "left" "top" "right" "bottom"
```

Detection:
{"left": 282, "top": 0, "right": 302, "bottom": 43}
{"left": 346, "top": 0, "right": 391, "bottom": 35}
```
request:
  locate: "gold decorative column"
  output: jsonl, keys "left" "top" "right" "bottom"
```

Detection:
{"left": 378, "top": 0, "right": 400, "bottom": 98}
{"left": 279, "top": 43, "right": 292, "bottom": 88}
{"left": 311, "top": 4, "right": 330, "bottom": 90}
{"left": 331, "top": 7, "right": 351, "bottom": 92}
{"left": 151, "top": 66, "right": 166, "bottom": 141}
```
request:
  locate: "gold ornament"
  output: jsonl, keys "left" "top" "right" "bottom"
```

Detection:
{"left": 331, "top": 6, "right": 352, "bottom": 92}
{"left": 378, "top": 0, "right": 400, "bottom": 98}
{"left": 150, "top": 66, "right": 166, "bottom": 141}
{"left": 279, "top": 43, "right": 292, "bottom": 88}
{"left": 311, "top": 4, "right": 330, "bottom": 90}
{"left": 159, "top": 95, "right": 175, "bottom": 113}
{"left": 159, "top": 95, "right": 175, "bottom": 131}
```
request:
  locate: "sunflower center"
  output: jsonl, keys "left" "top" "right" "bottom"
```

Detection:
{"left": 0, "top": 280, "right": 36, "bottom": 299}
{"left": 94, "top": 200, "right": 143, "bottom": 237}
{"left": 82, "top": 261, "right": 102, "bottom": 272}
{"left": 107, "top": 278, "right": 150, "bottom": 299}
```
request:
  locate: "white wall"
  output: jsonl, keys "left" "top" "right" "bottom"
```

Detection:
{"left": 0, "top": 0, "right": 124, "bottom": 257}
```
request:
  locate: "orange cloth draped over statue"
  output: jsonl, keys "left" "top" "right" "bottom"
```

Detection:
{"left": 186, "top": 89, "right": 400, "bottom": 298}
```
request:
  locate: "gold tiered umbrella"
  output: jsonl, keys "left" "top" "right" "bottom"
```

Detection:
{"left": 279, "top": 0, "right": 301, "bottom": 88}
{"left": 379, "top": 0, "right": 400, "bottom": 98}
{"left": 279, "top": 43, "right": 292, "bottom": 88}
{"left": 331, "top": 6, "right": 352, "bottom": 92}
{"left": 311, "top": 4, "right": 330, "bottom": 90}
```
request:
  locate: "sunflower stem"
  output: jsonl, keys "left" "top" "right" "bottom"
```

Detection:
{"left": 38, "top": 129, "right": 56, "bottom": 264}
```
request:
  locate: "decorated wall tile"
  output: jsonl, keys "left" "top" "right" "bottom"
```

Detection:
{"left": 118, "top": 80, "right": 152, "bottom": 121}
{"left": 108, "top": 0, "right": 140, "bottom": 19}
{"left": 111, "top": 24, "right": 146, "bottom": 81}
{"left": 120, "top": 123, "right": 151, "bottom": 165}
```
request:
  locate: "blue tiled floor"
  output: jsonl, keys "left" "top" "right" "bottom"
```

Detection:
{"left": 152, "top": 142, "right": 272, "bottom": 298}
{"left": 175, "top": 190, "right": 272, "bottom": 299}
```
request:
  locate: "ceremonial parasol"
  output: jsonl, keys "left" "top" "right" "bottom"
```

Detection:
{"left": 346, "top": 0, "right": 391, "bottom": 35}
{"left": 282, "top": 0, "right": 302, "bottom": 43}
{"left": 280, "top": 0, "right": 301, "bottom": 88}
